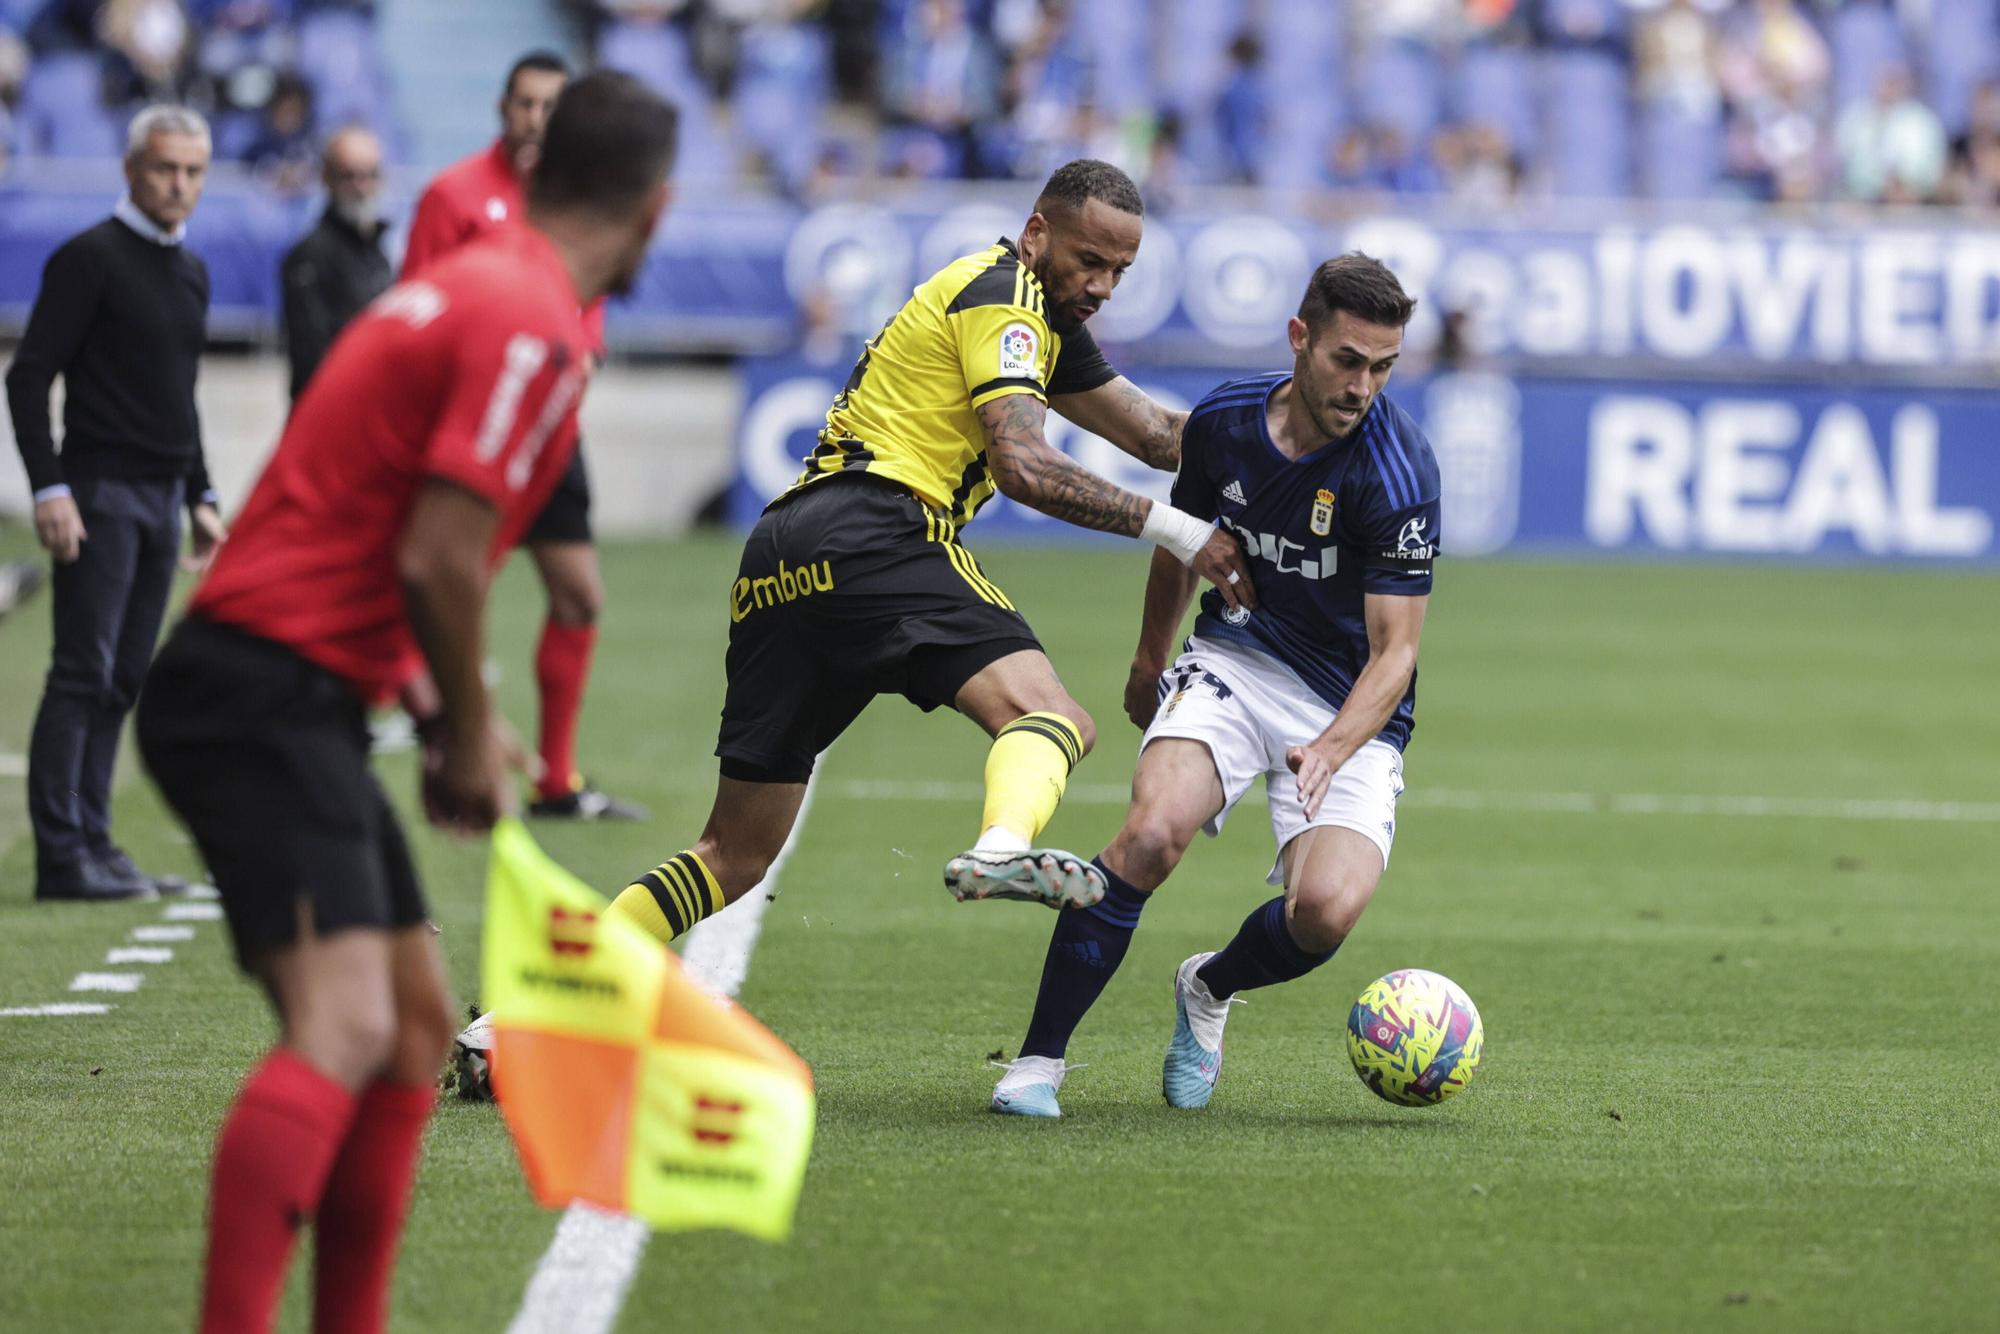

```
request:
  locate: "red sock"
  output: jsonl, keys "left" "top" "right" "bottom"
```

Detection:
{"left": 535, "top": 619, "right": 597, "bottom": 799}
{"left": 312, "top": 1081, "right": 437, "bottom": 1334}
{"left": 201, "top": 1050, "right": 356, "bottom": 1334}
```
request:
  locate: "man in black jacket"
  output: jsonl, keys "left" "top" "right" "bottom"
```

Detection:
{"left": 5, "top": 104, "right": 228, "bottom": 902}
{"left": 280, "top": 126, "right": 392, "bottom": 400}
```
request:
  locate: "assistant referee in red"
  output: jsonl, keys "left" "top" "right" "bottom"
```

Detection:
{"left": 136, "top": 73, "right": 678, "bottom": 1333}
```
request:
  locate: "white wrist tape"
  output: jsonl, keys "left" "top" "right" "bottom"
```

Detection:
{"left": 1141, "top": 503, "right": 1215, "bottom": 567}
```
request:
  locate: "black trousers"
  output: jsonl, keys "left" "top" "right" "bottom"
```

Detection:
{"left": 28, "top": 475, "right": 182, "bottom": 871}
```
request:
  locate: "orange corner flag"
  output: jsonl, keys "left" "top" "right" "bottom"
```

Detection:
{"left": 481, "top": 818, "right": 814, "bottom": 1241}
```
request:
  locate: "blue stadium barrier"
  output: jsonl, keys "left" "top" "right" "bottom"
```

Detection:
{"left": 727, "top": 359, "right": 2000, "bottom": 566}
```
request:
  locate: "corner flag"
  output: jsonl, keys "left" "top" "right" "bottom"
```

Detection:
{"left": 480, "top": 818, "right": 814, "bottom": 1241}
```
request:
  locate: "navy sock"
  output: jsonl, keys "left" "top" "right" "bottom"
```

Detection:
{"left": 1018, "top": 857, "right": 1150, "bottom": 1060}
{"left": 1196, "top": 895, "right": 1336, "bottom": 1000}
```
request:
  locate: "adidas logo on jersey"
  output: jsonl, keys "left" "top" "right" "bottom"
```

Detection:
{"left": 1221, "top": 479, "right": 1247, "bottom": 505}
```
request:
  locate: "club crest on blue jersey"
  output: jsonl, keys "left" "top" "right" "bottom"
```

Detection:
{"left": 1310, "top": 488, "right": 1334, "bottom": 537}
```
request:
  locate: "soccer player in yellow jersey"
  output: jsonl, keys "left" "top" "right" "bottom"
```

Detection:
{"left": 607, "top": 159, "right": 1255, "bottom": 943}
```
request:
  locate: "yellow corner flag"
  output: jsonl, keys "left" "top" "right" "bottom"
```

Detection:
{"left": 481, "top": 818, "right": 814, "bottom": 1241}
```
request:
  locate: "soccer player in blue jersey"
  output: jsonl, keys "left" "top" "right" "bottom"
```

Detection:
{"left": 991, "top": 253, "right": 1437, "bottom": 1116}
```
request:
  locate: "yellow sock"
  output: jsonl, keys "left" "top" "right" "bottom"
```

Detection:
{"left": 606, "top": 851, "right": 724, "bottom": 944}
{"left": 979, "top": 711, "right": 1085, "bottom": 846}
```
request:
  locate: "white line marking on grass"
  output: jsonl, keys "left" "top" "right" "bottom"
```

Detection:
{"left": 825, "top": 779, "right": 2000, "bottom": 825}
{"left": 1, "top": 1003, "right": 115, "bottom": 1017}
{"left": 0, "top": 752, "right": 25, "bottom": 778}
{"left": 69, "top": 973, "right": 142, "bottom": 993}
{"left": 507, "top": 773, "right": 819, "bottom": 1334}
{"left": 130, "top": 925, "right": 196, "bottom": 942}
{"left": 163, "top": 903, "right": 224, "bottom": 921}
{"left": 106, "top": 947, "right": 173, "bottom": 965}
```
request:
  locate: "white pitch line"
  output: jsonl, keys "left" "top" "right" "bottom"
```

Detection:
{"left": 130, "top": 925, "right": 196, "bottom": 942}
{"left": 1, "top": 1003, "right": 114, "bottom": 1018}
{"left": 507, "top": 773, "right": 817, "bottom": 1334}
{"left": 69, "top": 973, "right": 142, "bottom": 993}
{"left": 106, "top": 947, "right": 173, "bottom": 965}
{"left": 163, "top": 903, "right": 224, "bottom": 921}
{"left": 824, "top": 779, "right": 2000, "bottom": 825}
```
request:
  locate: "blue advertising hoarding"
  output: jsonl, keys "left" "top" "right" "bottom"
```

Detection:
{"left": 8, "top": 177, "right": 2000, "bottom": 369}
{"left": 729, "top": 359, "right": 1999, "bottom": 565}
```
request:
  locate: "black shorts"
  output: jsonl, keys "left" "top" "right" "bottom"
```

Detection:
{"left": 520, "top": 443, "right": 592, "bottom": 546}
{"left": 717, "top": 474, "right": 1041, "bottom": 783}
{"left": 136, "top": 617, "right": 427, "bottom": 970}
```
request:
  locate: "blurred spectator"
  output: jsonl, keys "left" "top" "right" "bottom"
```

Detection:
{"left": 241, "top": 69, "right": 314, "bottom": 192}
{"left": 98, "top": 0, "right": 194, "bottom": 99}
{"left": 1213, "top": 29, "right": 1264, "bottom": 185}
{"left": 1717, "top": 0, "right": 1829, "bottom": 110}
{"left": 1634, "top": 0, "right": 1721, "bottom": 119}
{"left": 884, "top": 0, "right": 999, "bottom": 177}
{"left": 1837, "top": 64, "right": 1946, "bottom": 203}
{"left": 1437, "top": 123, "right": 1517, "bottom": 206}
{"left": 1946, "top": 78, "right": 2000, "bottom": 206}
{"left": 279, "top": 125, "right": 389, "bottom": 399}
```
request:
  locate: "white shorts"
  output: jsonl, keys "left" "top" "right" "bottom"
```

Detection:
{"left": 1141, "top": 634, "right": 1406, "bottom": 884}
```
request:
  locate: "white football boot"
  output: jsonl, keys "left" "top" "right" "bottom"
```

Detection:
{"left": 1162, "top": 953, "right": 1244, "bottom": 1109}
{"left": 990, "top": 1054, "right": 1079, "bottom": 1118}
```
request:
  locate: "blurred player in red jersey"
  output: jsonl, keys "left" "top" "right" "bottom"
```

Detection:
{"left": 402, "top": 50, "right": 648, "bottom": 822}
{"left": 135, "top": 73, "right": 678, "bottom": 1334}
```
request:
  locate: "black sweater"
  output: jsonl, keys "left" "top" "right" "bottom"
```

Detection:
{"left": 5, "top": 216, "right": 214, "bottom": 504}
{"left": 280, "top": 208, "right": 392, "bottom": 400}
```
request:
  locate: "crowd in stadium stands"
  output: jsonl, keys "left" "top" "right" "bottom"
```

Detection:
{"left": 0, "top": 0, "right": 387, "bottom": 180}
{"left": 6, "top": 0, "right": 2000, "bottom": 207}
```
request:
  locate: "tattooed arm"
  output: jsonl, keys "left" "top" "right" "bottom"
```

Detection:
{"left": 1050, "top": 375, "right": 1188, "bottom": 472}
{"left": 981, "top": 391, "right": 1150, "bottom": 533}
{"left": 977, "top": 392, "right": 1256, "bottom": 607}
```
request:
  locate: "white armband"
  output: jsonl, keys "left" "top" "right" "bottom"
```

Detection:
{"left": 1140, "top": 502, "right": 1215, "bottom": 567}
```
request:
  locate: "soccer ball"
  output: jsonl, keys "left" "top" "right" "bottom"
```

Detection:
{"left": 1345, "top": 969, "right": 1483, "bottom": 1106}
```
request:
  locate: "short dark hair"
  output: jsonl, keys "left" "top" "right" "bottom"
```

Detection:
{"left": 505, "top": 50, "right": 570, "bottom": 98}
{"left": 1298, "top": 253, "right": 1416, "bottom": 334}
{"left": 528, "top": 71, "right": 678, "bottom": 217}
{"left": 1035, "top": 158, "right": 1144, "bottom": 220}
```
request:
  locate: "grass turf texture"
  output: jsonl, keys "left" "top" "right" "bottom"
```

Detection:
{"left": 1, "top": 526, "right": 1996, "bottom": 1332}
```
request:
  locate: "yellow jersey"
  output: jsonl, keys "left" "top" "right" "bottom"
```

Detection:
{"left": 785, "top": 238, "right": 1115, "bottom": 527}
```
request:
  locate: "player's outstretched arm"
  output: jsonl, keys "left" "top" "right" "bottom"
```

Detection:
{"left": 1287, "top": 592, "right": 1428, "bottom": 818}
{"left": 978, "top": 392, "right": 1255, "bottom": 609}
{"left": 1050, "top": 374, "right": 1188, "bottom": 472}
{"left": 1125, "top": 547, "right": 1202, "bottom": 729}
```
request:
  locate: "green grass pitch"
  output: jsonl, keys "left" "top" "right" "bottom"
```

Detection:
{"left": 1, "top": 527, "right": 1996, "bottom": 1332}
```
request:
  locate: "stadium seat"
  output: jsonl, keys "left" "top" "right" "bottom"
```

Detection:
{"left": 1924, "top": 0, "right": 2000, "bottom": 133}
{"left": 735, "top": 23, "right": 831, "bottom": 191}
{"left": 296, "top": 8, "right": 387, "bottom": 133}
{"left": 1066, "top": 0, "right": 1149, "bottom": 116}
{"left": 16, "top": 53, "right": 122, "bottom": 159}
{"left": 1356, "top": 37, "right": 1442, "bottom": 146}
{"left": 1543, "top": 48, "right": 1629, "bottom": 198}
{"left": 1256, "top": 0, "right": 1343, "bottom": 190}
{"left": 1457, "top": 43, "right": 1536, "bottom": 155}
{"left": 1831, "top": 2, "right": 1908, "bottom": 112}
{"left": 1638, "top": 101, "right": 1720, "bottom": 201}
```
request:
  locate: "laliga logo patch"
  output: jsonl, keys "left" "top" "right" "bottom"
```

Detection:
{"left": 1310, "top": 488, "right": 1335, "bottom": 537}
{"left": 1396, "top": 516, "right": 1433, "bottom": 557}
{"left": 998, "top": 322, "right": 1039, "bottom": 378}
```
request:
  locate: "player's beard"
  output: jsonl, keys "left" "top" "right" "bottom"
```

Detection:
{"left": 1032, "top": 257, "right": 1092, "bottom": 334}
{"left": 1296, "top": 365, "right": 1369, "bottom": 441}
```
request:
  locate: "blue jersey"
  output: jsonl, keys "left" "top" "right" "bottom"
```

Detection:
{"left": 1171, "top": 373, "right": 1440, "bottom": 750}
